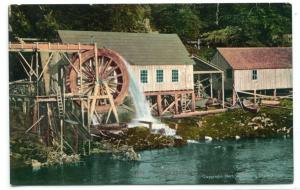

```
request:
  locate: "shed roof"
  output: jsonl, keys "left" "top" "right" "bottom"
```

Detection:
{"left": 58, "top": 30, "right": 194, "bottom": 65}
{"left": 217, "top": 47, "right": 292, "bottom": 70}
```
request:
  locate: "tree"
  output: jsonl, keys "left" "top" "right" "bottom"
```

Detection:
{"left": 151, "top": 5, "right": 204, "bottom": 40}
{"left": 110, "top": 5, "right": 151, "bottom": 32}
{"left": 10, "top": 5, "right": 59, "bottom": 41}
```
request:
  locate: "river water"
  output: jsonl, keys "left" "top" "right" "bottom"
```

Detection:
{"left": 11, "top": 137, "right": 293, "bottom": 185}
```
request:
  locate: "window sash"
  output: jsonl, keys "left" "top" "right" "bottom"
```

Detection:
{"left": 156, "top": 70, "right": 164, "bottom": 83}
{"left": 172, "top": 69, "right": 179, "bottom": 82}
{"left": 252, "top": 70, "right": 257, "bottom": 80}
{"left": 140, "top": 70, "right": 148, "bottom": 83}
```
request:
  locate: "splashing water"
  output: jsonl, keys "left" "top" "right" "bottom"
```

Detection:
{"left": 124, "top": 61, "right": 176, "bottom": 136}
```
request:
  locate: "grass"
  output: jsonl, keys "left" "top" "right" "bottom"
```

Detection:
{"left": 163, "top": 99, "right": 293, "bottom": 141}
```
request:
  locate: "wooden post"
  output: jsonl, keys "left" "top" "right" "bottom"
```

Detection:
{"left": 22, "top": 100, "right": 27, "bottom": 113}
{"left": 87, "top": 97, "right": 91, "bottom": 155}
{"left": 210, "top": 73, "right": 213, "bottom": 98}
{"left": 60, "top": 119, "right": 64, "bottom": 157}
{"left": 32, "top": 101, "right": 39, "bottom": 133}
{"left": 74, "top": 124, "right": 79, "bottom": 153}
{"left": 94, "top": 43, "right": 99, "bottom": 82}
{"left": 79, "top": 51, "right": 83, "bottom": 94}
{"left": 254, "top": 89, "right": 257, "bottom": 105}
{"left": 221, "top": 73, "right": 225, "bottom": 109}
{"left": 174, "top": 94, "right": 179, "bottom": 114}
{"left": 191, "top": 92, "right": 196, "bottom": 112}
{"left": 40, "top": 52, "right": 51, "bottom": 95}
{"left": 232, "top": 89, "right": 237, "bottom": 106}
{"left": 35, "top": 51, "right": 39, "bottom": 96}
{"left": 157, "top": 95, "right": 162, "bottom": 116}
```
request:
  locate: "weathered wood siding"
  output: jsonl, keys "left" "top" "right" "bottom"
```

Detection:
{"left": 234, "top": 69, "right": 293, "bottom": 91}
{"left": 211, "top": 52, "right": 233, "bottom": 90}
{"left": 131, "top": 64, "right": 194, "bottom": 92}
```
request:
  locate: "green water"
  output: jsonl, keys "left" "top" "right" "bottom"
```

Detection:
{"left": 11, "top": 137, "right": 293, "bottom": 185}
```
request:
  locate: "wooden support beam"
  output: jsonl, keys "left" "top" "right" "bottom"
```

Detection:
{"left": 210, "top": 73, "right": 213, "bottom": 98}
{"left": 174, "top": 94, "right": 179, "bottom": 114}
{"left": 104, "top": 82, "right": 119, "bottom": 123}
{"left": 38, "top": 52, "right": 53, "bottom": 81}
{"left": 236, "top": 90, "right": 279, "bottom": 99}
{"left": 191, "top": 92, "right": 196, "bottom": 112}
{"left": 162, "top": 101, "right": 175, "bottom": 115}
{"left": 157, "top": 95, "right": 162, "bottom": 116}
{"left": 173, "top": 109, "right": 227, "bottom": 118}
{"left": 60, "top": 119, "right": 64, "bottom": 157}
{"left": 232, "top": 88, "right": 237, "bottom": 106}
{"left": 18, "top": 52, "right": 38, "bottom": 77}
{"left": 74, "top": 125, "right": 79, "bottom": 153}
{"left": 145, "top": 89, "right": 194, "bottom": 96}
{"left": 273, "top": 89, "right": 277, "bottom": 98}
{"left": 193, "top": 71, "right": 223, "bottom": 74}
{"left": 61, "top": 53, "right": 80, "bottom": 74}
{"left": 9, "top": 42, "right": 95, "bottom": 52}
{"left": 221, "top": 73, "right": 225, "bottom": 109}
{"left": 25, "top": 115, "right": 44, "bottom": 133}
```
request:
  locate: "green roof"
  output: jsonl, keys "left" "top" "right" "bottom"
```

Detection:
{"left": 58, "top": 30, "right": 194, "bottom": 65}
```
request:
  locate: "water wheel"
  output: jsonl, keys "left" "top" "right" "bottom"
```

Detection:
{"left": 67, "top": 48, "right": 129, "bottom": 113}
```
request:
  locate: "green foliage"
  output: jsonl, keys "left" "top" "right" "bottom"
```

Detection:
{"left": 110, "top": 5, "right": 151, "bottom": 32}
{"left": 9, "top": 4, "right": 292, "bottom": 58}
{"left": 201, "top": 26, "right": 243, "bottom": 46}
{"left": 151, "top": 5, "right": 203, "bottom": 40}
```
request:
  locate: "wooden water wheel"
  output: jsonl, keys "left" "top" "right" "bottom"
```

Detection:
{"left": 67, "top": 48, "right": 129, "bottom": 113}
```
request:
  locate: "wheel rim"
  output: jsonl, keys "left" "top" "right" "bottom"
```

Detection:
{"left": 67, "top": 49, "right": 129, "bottom": 112}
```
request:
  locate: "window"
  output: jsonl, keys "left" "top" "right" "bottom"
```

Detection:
{"left": 226, "top": 69, "right": 232, "bottom": 78}
{"left": 172, "top": 70, "right": 179, "bottom": 82}
{"left": 140, "top": 70, "right": 148, "bottom": 83}
{"left": 156, "top": 69, "right": 164, "bottom": 83}
{"left": 252, "top": 70, "right": 257, "bottom": 80}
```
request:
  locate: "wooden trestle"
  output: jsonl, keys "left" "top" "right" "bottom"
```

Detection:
{"left": 9, "top": 42, "right": 123, "bottom": 156}
{"left": 145, "top": 89, "right": 196, "bottom": 116}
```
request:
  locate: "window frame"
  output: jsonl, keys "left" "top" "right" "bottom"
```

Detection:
{"left": 140, "top": 69, "right": 148, "bottom": 84}
{"left": 156, "top": 69, "right": 164, "bottom": 83}
{"left": 252, "top": 70, "right": 258, "bottom": 80}
{"left": 171, "top": 69, "right": 179, "bottom": 82}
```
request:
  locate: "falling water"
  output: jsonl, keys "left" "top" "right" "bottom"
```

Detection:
{"left": 124, "top": 61, "right": 176, "bottom": 136}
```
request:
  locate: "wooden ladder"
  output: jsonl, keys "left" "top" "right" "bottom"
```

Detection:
{"left": 56, "top": 87, "right": 64, "bottom": 118}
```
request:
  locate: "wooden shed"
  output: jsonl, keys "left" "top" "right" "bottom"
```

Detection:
{"left": 211, "top": 47, "right": 292, "bottom": 102}
{"left": 58, "top": 30, "right": 195, "bottom": 115}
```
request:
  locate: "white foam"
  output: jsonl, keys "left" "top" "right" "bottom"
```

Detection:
{"left": 124, "top": 61, "right": 177, "bottom": 137}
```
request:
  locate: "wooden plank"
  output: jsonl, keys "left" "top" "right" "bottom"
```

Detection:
{"left": 9, "top": 42, "right": 95, "bottom": 52}
{"left": 193, "top": 71, "right": 223, "bottom": 74}
{"left": 145, "top": 89, "right": 194, "bottom": 96}
{"left": 236, "top": 90, "right": 278, "bottom": 99}
{"left": 173, "top": 109, "right": 227, "bottom": 118}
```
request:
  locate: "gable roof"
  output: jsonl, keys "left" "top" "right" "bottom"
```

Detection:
{"left": 217, "top": 47, "right": 292, "bottom": 70}
{"left": 58, "top": 30, "right": 194, "bottom": 65}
